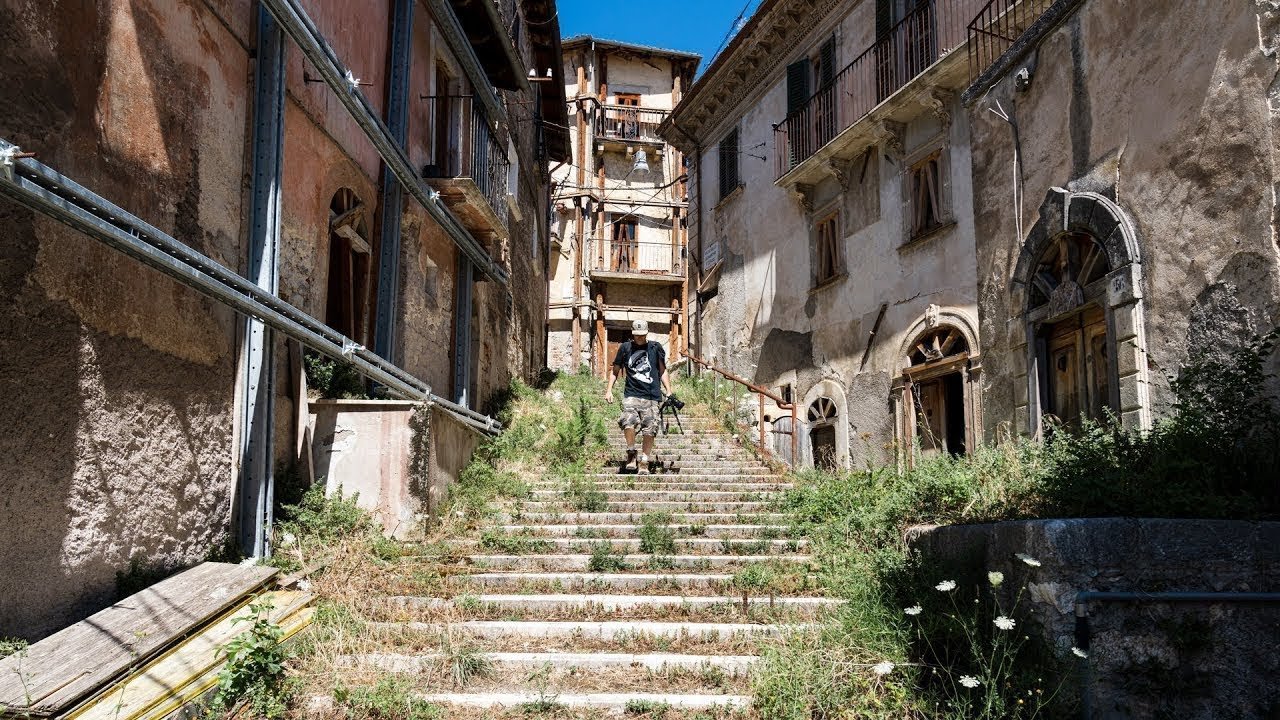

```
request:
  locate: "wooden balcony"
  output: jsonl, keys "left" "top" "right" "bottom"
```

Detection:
{"left": 595, "top": 105, "right": 669, "bottom": 147}
{"left": 587, "top": 235, "right": 684, "bottom": 285}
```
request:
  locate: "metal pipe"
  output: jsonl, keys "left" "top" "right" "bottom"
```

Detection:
{"left": 682, "top": 350, "right": 797, "bottom": 465}
{"left": 259, "top": 0, "right": 508, "bottom": 285}
{"left": 0, "top": 140, "right": 501, "bottom": 435}
{"left": 1073, "top": 590, "right": 1280, "bottom": 719}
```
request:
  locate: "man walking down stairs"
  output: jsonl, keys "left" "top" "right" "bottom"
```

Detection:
{"left": 321, "top": 393, "right": 838, "bottom": 717}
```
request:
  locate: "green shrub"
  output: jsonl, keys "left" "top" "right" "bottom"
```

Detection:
{"left": 212, "top": 601, "right": 293, "bottom": 718}
{"left": 0, "top": 638, "right": 27, "bottom": 660}
{"left": 638, "top": 512, "right": 677, "bottom": 555}
{"left": 333, "top": 676, "right": 442, "bottom": 719}
{"left": 302, "top": 351, "right": 369, "bottom": 399}
{"left": 588, "top": 542, "right": 628, "bottom": 572}
{"left": 566, "top": 475, "right": 608, "bottom": 512}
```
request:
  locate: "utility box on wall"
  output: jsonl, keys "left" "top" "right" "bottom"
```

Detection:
{"left": 308, "top": 400, "right": 482, "bottom": 539}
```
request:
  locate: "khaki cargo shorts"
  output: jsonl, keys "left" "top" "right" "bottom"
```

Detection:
{"left": 618, "top": 397, "right": 660, "bottom": 437}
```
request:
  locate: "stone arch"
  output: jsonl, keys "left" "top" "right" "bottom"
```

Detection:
{"left": 1010, "top": 189, "right": 1151, "bottom": 435}
{"left": 800, "top": 379, "right": 849, "bottom": 470}
{"left": 892, "top": 306, "right": 982, "bottom": 462}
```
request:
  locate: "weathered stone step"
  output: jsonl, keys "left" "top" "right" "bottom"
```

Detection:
{"left": 465, "top": 553, "right": 813, "bottom": 571}
{"left": 372, "top": 619, "right": 798, "bottom": 641}
{"left": 338, "top": 651, "right": 759, "bottom": 673}
{"left": 395, "top": 594, "right": 836, "bottom": 614}
{"left": 529, "top": 490, "right": 774, "bottom": 503}
{"left": 413, "top": 691, "right": 750, "bottom": 712}
{"left": 460, "top": 571, "right": 737, "bottom": 591}
{"left": 592, "top": 465, "right": 773, "bottom": 475}
{"left": 516, "top": 501, "right": 776, "bottom": 513}
{"left": 497, "top": 524, "right": 793, "bottom": 538}
{"left": 532, "top": 482, "right": 792, "bottom": 492}
{"left": 457, "top": 537, "right": 804, "bottom": 554}
{"left": 498, "top": 512, "right": 792, "bottom": 525}
{"left": 585, "top": 471, "right": 778, "bottom": 480}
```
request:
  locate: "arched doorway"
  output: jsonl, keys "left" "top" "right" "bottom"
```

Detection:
{"left": 1011, "top": 190, "right": 1151, "bottom": 435}
{"left": 893, "top": 306, "right": 981, "bottom": 463}
{"left": 326, "top": 188, "right": 373, "bottom": 345}
{"left": 801, "top": 380, "right": 849, "bottom": 470}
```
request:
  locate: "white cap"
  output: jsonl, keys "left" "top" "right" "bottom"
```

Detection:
{"left": 631, "top": 320, "right": 649, "bottom": 336}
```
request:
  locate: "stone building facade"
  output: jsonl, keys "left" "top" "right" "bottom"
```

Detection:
{"left": 662, "top": 0, "right": 985, "bottom": 468}
{"left": 966, "top": 0, "right": 1280, "bottom": 439}
{"left": 663, "top": 0, "right": 1280, "bottom": 468}
{"left": 547, "top": 37, "right": 699, "bottom": 375}
{"left": 0, "top": 0, "right": 566, "bottom": 640}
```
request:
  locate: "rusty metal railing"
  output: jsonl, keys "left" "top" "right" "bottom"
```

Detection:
{"left": 967, "top": 0, "right": 1055, "bottom": 82}
{"left": 774, "top": 0, "right": 979, "bottom": 178}
{"left": 683, "top": 351, "right": 799, "bottom": 466}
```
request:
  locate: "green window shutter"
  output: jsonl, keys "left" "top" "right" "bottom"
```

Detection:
{"left": 876, "top": 0, "right": 894, "bottom": 39}
{"left": 786, "top": 60, "right": 810, "bottom": 116}
{"left": 820, "top": 36, "right": 837, "bottom": 87}
{"left": 719, "top": 128, "right": 739, "bottom": 200}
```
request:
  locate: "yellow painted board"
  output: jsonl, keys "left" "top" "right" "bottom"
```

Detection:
{"left": 67, "top": 592, "right": 313, "bottom": 720}
{"left": 131, "top": 608, "right": 315, "bottom": 720}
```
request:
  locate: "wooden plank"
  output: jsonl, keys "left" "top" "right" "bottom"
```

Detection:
{"left": 67, "top": 592, "right": 313, "bottom": 720}
{"left": 0, "top": 563, "right": 276, "bottom": 718}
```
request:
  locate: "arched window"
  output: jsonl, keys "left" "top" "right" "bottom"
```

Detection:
{"left": 1028, "top": 232, "right": 1110, "bottom": 315}
{"left": 326, "top": 188, "right": 373, "bottom": 344}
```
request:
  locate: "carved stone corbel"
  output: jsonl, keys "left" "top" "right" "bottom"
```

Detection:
{"left": 871, "top": 120, "right": 905, "bottom": 160}
{"left": 823, "top": 159, "right": 853, "bottom": 191}
{"left": 789, "top": 183, "right": 814, "bottom": 211}
{"left": 921, "top": 89, "right": 953, "bottom": 129}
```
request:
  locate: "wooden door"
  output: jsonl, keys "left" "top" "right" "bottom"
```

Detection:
{"left": 914, "top": 379, "right": 947, "bottom": 456}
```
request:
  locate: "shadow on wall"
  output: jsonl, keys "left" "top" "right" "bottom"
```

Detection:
{"left": 0, "top": 1, "right": 240, "bottom": 640}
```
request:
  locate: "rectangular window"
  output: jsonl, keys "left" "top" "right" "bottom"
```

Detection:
{"left": 814, "top": 211, "right": 841, "bottom": 286}
{"left": 718, "top": 128, "right": 740, "bottom": 201}
{"left": 610, "top": 214, "right": 638, "bottom": 272}
{"left": 615, "top": 92, "right": 641, "bottom": 107}
{"left": 909, "top": 150, "right": 943, "bottom": 238}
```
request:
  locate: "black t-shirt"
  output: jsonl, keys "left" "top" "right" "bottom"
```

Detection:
{"left": 613, "top": 340, "right": 666, "bottom": 400}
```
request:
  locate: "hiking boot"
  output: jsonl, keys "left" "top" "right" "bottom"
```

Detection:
{"left": 638, "top": 454, "right": 650, "bottom": 475}
{"left": 625, "top": 447, "right": 637, "bottom": 471}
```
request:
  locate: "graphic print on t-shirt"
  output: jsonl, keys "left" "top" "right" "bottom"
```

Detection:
{"left": 628, "top": 347, "right": 653, "bottom": 386}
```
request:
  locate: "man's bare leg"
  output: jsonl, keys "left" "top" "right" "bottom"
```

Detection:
{"left": 624, "top": 427, "right": 638, "bottom": 469}
{"left": 639, "top": 434, "right": 655, "bottom": 475}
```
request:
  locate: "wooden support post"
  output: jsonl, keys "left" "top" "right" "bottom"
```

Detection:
{"left": 571, "top": 60, "right": 586, "bottom": 368}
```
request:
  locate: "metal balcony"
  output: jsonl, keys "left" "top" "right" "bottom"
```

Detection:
{"left": 967, "top": 0, "right": 1056, "bottom": 82}
{"left": 774, "top": 0, "right": 981, "bottom": 179}
{"left": 422, "top": 95, "right": 511, "bottom": 239}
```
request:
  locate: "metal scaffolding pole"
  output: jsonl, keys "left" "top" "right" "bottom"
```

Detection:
{"left": 259, "top": 0, "right": 510, "bottom": 285}
{"left": 373, "top": 0, "right": 415, "bottom": 364}
{"left": 237, "top": 5, "right": 286, "bottom": 558}
{"left": 0, "top": 138, "right": 502, "bottom": 436}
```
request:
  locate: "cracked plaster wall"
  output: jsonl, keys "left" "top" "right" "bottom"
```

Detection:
{"left": 970, "top": 0, "right": 1280, "bottom": 436}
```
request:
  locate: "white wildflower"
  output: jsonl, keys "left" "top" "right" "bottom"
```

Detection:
{"left": 1015, "top": 553, "right": 1042, "bottom": 567}
{"left": 959, "top": 675, "right": 981, "bottom": 688}
{"left": 904, "top": 605, "right": 923, "bottom": 616}
{"left": 994, "top": 616, "right": 1016, "bottom": 631}
{"left": 871, "top": 661, "right": 895, "bottom": 676}
{"left": 935, "top": 580, "right": 957, "bottom": 592}
{"left": 987, "top": 571, "right": 1004, "bottom": 587}
{"left": 281, "top": 532, "right": 297, "bottom": 545}
{"left": 1071, "top": 646, "right": 1089, "bottom": 659}
{"left": 298, "top": 579, "right": 312, "bottom": 592}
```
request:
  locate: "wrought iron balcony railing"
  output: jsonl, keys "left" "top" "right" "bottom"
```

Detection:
{"left": 774, "top": 0, "right": 977, "bottom": 179}
{"left": 595, "top": 105, "right": 669, "bottom": 144}
{"left": 422, "top": 95, "right": 511, "bottom": 233}
{"left": 967, "top": 0, "right": 1055, "bottom": 82}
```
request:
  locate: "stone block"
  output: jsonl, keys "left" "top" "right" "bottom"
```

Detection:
{"left": 1112, "top": 301, "right": 1140, "bottom": 341}
{"left": 1118, "top": 374, "right": 1145, "bottom": 412}
{"left": 1115, "top": 337, "right": 1145, "bottom": 377}
{"left": 1120, "top": 408, "right": 1145, "bottom": 430}
{"left": 1013, "top": 373, "right": 1029, "bottom": 407}
{"left": 1107, "top": 264, "right": 1143, "bottom": 306}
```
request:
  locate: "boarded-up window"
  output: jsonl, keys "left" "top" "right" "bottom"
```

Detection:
{"left": 814, "top": 211, "right": 841, "bottom": 286}
{"left": 718, "top": 128, "right": 740, "bottom": 201}
{"left": 326, "top": 188, "right": 373, "bottom": 344}
{"left": 909, "top": 151, "right": 943, "bottom": 238}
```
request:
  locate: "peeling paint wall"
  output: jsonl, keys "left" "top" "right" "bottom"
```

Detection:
{"left": 969, "top": 0, "right": 1280, "bottom": 437}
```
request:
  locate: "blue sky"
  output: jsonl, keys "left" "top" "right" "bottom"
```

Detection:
{"left": 556, "top": 0, "right": 762, "bottom": 75}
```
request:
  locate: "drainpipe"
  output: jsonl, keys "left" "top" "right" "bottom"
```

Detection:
{"left": 1073, "top": 590, "right": 1280, "bottom": 719}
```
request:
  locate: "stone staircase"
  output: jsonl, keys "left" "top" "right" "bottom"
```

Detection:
{"left": 330, "top": 411, "right": 833, "bottom": 717}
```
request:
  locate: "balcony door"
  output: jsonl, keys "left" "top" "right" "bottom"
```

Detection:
{"left": 875, "top": 0, "right": 936, "bottom": 102}
{"left": 614, "top": 93, "right": 641, "bottom": 140}
{"left": 610, "top": 215, "right": 638, "bottom": 272}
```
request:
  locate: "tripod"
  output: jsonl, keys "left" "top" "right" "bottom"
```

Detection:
{"left": 660, "top": 395, "right": 684, "bottom": 435}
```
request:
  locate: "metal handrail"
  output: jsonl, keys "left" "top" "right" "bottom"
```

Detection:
{"left": 595, "top": 105, "right": 669, "bottom": 143}
{"left": 682, "top": 351, "right": 799, "bottom": 466}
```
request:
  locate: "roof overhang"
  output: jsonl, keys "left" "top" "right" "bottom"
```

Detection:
{"left": 449, "top": 0, "right": 527, "bottom": 91}
{"left": 523, "top": 0, "right": 570, "bottom": 161}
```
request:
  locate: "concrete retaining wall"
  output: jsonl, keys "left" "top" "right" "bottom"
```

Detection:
{"left": 911, "top": 518, "right": 1280, "bottom": 719}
